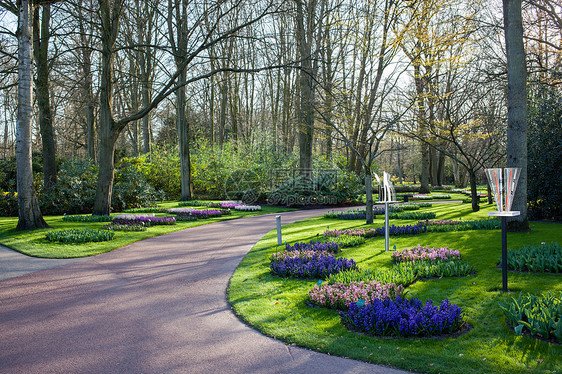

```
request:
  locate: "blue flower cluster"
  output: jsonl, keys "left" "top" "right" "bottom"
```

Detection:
{"left": 286, "top": 241, "right": 340, "bottom": 253}
{"left": 340, "top": 297, "right": 464, "bottom": 337}
{"left": 338, "top": 213, "right": 367, "bottom": 220}
{"left": 371, "top": 224, "right": 427, "bottom": 237}
{"left": 270, "top": 252, "right": 357, "bottom": 279}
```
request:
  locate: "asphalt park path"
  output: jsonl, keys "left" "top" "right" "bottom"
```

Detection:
{"left": 0, "top": 209, "right": 409, "bottom": 374}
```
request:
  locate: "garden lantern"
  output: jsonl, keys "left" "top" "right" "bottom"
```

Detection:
{"left": 376, "top": 172, "right": 397, "bottom": 252}
{"left": 485, "top": 168, "right": 521, "bottom": 292}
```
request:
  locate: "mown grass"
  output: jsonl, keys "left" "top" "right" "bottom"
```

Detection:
{"left": 228, "top": 202, "right": 562, "bottom": 374}
{"left": 0, "top": 202, "right": 293, "bottom": 258}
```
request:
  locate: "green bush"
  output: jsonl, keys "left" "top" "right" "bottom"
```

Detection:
{"left": 45, "top": 229, "right": 115, "bottom": 243}
{"left": 390, "top": 212, "right": 437, "bottom": 220}
{"left": 39, "top": 160, "right": 98, "bottom": 215}
{"left": 499, "top": 291, "right": 562, "bottom": 342}
{"left": 112, "top": 165, "right": 165, "bottom": 211}
{"left": 120, "top": 145, "right": 181, "bottom": 200}
{"left": 505, "top": 242, "right": 561, "bottom": 273}
{"left": 0, "top": 191, "right": 18, "bottom": 217}
{"left": 528, "top": 86, "right": 562, "bottom": 220}
{"left": 62, "top": 215, "right": 112, "bottom": 222}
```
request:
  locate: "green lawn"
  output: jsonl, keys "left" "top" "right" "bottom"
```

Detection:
{"left": 0, "top": 202, "right": 294, "bottom": 258}
{"left": 228, "top": 202, "right": 562, "bottom": 374}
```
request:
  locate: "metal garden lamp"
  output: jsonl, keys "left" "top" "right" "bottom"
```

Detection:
{"left": 485, "top": 167, "right": 521, "bottom": 292}
{"left": 375, "top": 172, "right": 397, "bottom": 252}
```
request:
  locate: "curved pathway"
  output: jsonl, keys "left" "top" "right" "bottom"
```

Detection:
{"left": 0, "top": 209, "right": 408, "bottom": 374}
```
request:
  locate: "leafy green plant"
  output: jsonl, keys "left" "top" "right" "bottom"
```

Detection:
{"left": 177, "top": 200, "right": 208, "bottom": 207}
{"left": 62, "top": 215, "right": 112, "bottom": 222}
{"left": 499, "top": 291, "right": 562, "bottom": 342}
{"left": 123, "top": 207, "right": 168, "bottom": 214}
{"left": 395, "top": 259, "right": 476, "bottom": 278}
{"left": 45, "top": 229, "right": 115, "bottom": 243}
{"left": 505, "top": 242, "right": 561, "bottom": 273}
{"left": 326, "top": 268, "right": 416, "bottom": 287}
{"left": 0, "top": 191, "right": 18, "bottom": 217}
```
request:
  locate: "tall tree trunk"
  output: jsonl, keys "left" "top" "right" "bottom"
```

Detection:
{"left": 503, "top": 0, "right": 529, "bottom": 231}
{"left": 93, "top": 0, "right": 121, "bottom": 216}
{"left": 469, "top": 168, "right": 480, "bottom": 212}
{"left": 176, "top": 72, "right": 192, "bottom": 200}
{"left": 295, "top": 0, "right": 314, "bottom": 179}
{"left": 365, "top": 169, "right": 374, "bottom": 224}
{"left": 33, "top": 5, "right": 57, "bottom": 188}
{"left": 16, "top": 0, "right": 48, "bottom": 230}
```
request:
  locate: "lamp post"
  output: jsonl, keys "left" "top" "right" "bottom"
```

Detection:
{"left": 376, "top": 172, "right": 397, "bottom": 252}
{"left": 485, "top": 168, "right": 521, "bottom": 292}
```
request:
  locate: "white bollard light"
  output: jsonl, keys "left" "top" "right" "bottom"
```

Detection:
{"left": 276, "top": 215, "right": 282, "bottom": 245}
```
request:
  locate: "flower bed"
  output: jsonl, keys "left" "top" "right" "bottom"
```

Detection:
{"left": 499, "top": 291, "right": 562, "bottom": 342}
{"left": 411, "top": 194, "right": 434, "bottom": 200}
{"left": 418, "top": 219, "right": 462, "bottom": 226}
{"left": 420, "top": 219, "right": 500, "bottom": 232}
{"left": 505, "top": 242, "right": 561, "bottom": 273}
{"left": 340, "top": 297, "right": 465, "bottom": 337}
{"left": 392, "top": 245, "right": 461, "bottom": 263}
{"left": 326, "top": 268, "right": 416, "bottom": 288}
{"left": 234, "top": 205, "right": 262, "bottom": 211}
{"left": 170, "top": 208, "right": 230, "bottom": 219}
{"left": 323, "top": 224, "right": 427, "bottom": 238}
{"left": 286, "top": 241, "right": 340, "bottom": 253}
{"left": 270, "top": 250, "right": 357, "bottom": 279}
{"left": 102, "top": 223, "right": 147, "bottom": 232}
{"left": 46, "top": 229, "right": 115, "bottom": 243}
{"left": 431, "top": 194, "right": 451, "bottom": 199}
{"left": 112, "top": 214, "right": 176, "bottom": 226}
{"left": 62, "top": 215, "right": 112, "bottom": 222}
{"left": 390, "top": 212, "right": 436, "bottom": 220}
{"left": 309, "top": 281, "right": 404, "bottom": 310}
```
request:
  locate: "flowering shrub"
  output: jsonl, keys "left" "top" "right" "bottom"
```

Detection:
{"left": 270, "top": 250, "right": 357, "bottom": 279}
{"left": 234, "top": 205, "right": 262, "bottom": 211}
{"left": 340, "top": 297, "right": 465, "bottom": 337}
{"left": 112, "top": 214, "right": 176, "bottom": 226}
{"left": 0, "top": 191, "right": 17, "bottom": 217}
{"left": 286, "top": 241, "right": 340, "bottom": 253}
{"left": 309, "top": 281, "right": 404, "bottom": 310}
{"left": 392, "top": 245, "right": 461, "bottom": 263}
{"left": 46, "top": 229, "right": 115, "bottom": 243}
{"left": 62, "top": 215, "right": 112, "bottom": 222}
{"left": 390, "top": 212, "right": 437, "bottom": 220}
